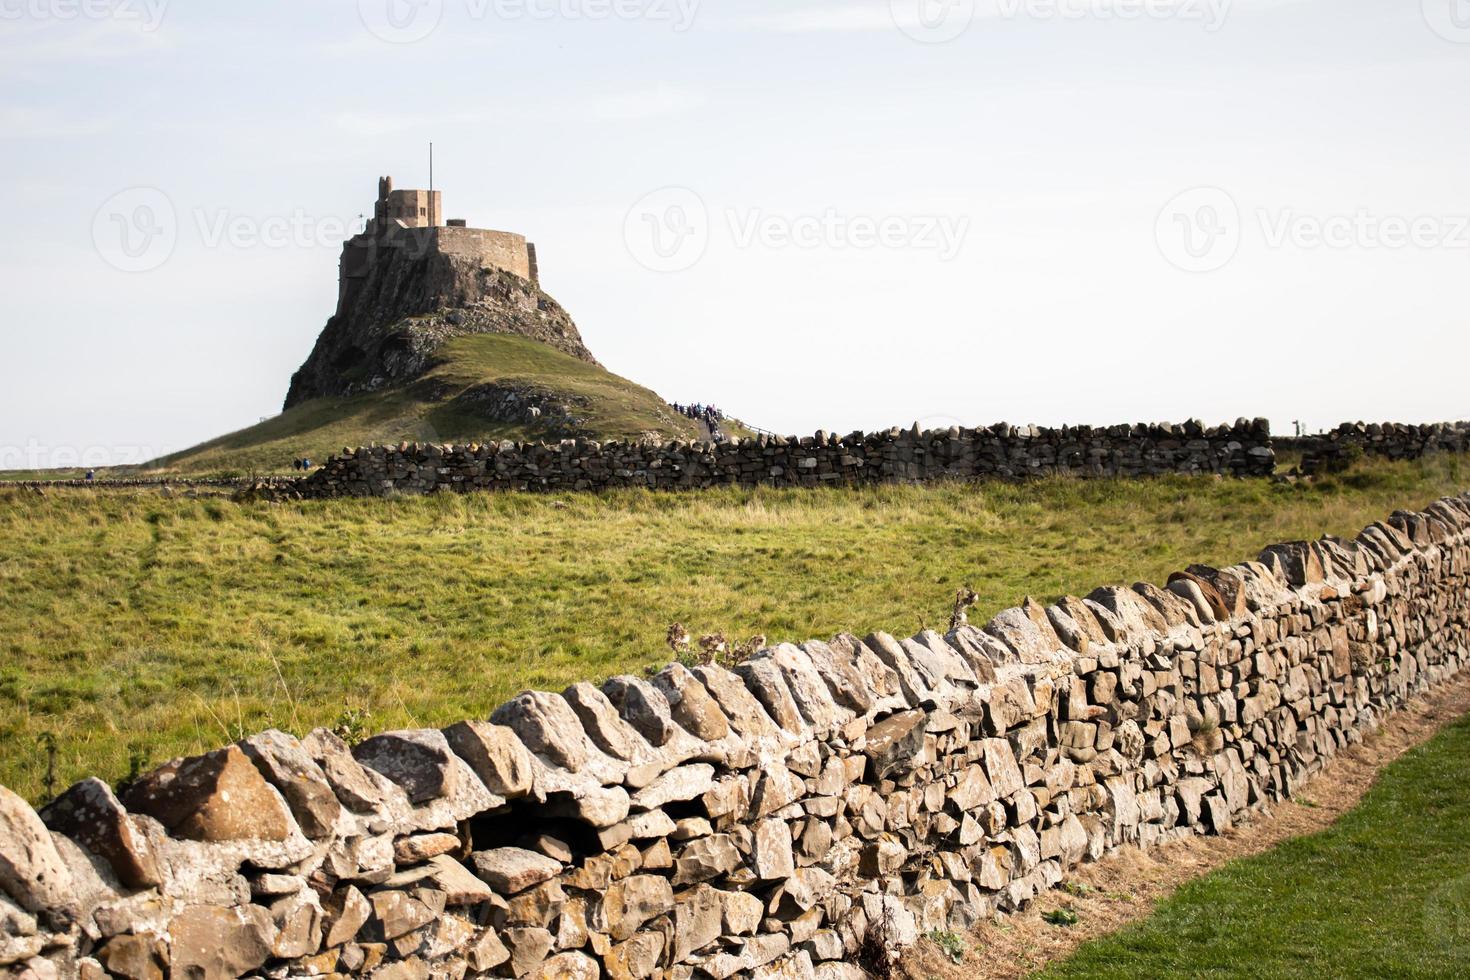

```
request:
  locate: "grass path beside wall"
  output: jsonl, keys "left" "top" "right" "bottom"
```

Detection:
{"left": 1, "top": 457, "right": 1466, "bottom": 801}
{"left": 1038, "top": 711, "right": 1470, "bottom": 979}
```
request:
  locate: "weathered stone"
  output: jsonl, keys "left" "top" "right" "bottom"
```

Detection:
{"left": 237, "top": 729, "right": 342, "bottom": 838}
{"left": 603, "top": 874, "right": 674, "bottom": 941}
{"left": 757, "top": 643, "right": 848, "bottom": 730}
{"left": 411, "top": 854, "right": 495, "bottom": 906}
{"left": 270, "top": 891, "right": 323, "bottom": 958}
{"left": 324, "top": 885, "right": 372, "bottom": 947}
{"left": 394, "top": 831, "right": 460, "bottom": 864}
{"left": 537, "top": 951, "right": 599, "bottom": 978}
{"left": 301, "top": 728, "right": 390, "bottom": 814}
{"left": 442, "top": 720, "right": 535, "bottom": 798}
{"left": 468, "top": 927, "right": 511, "bottom": 972}
{"left": 168, "top": 904, "right": 275, "bottom": 980}
{"left": 673, "top": 834, "right": 742, "bottom": 885}
{"left": 752, "top": 818, "right": 795, "bottom": 880}
{"left": 353, "top": 730, "right": 460, "bottom": 805}
{"left": 369, "top": 890, "right": 435, "bottom": 940}
{"left": 560, "top": 683, "right": 655, "bottom": 764}
{"left": 982, "top": 738, "right": 1025, "bottom": 799}
{"left": 506, "top": 927, "right": 553, "bottom": 977}
{"left": 40, "top": 778, "right": 161, "bottom": 890}
{"left": 600, "top": 676, "right": 685, "bottom": 747}
{"left": 672, "top": 883, "right": 726, "bottom": 961}
{"left": 473, "top": 847, "right": 564, "bottom": 895}
{"left": 733, "top": 659, "right": 806, "bottom": 733}
{"left": 96, "top": 934, "right": 167, "bottom": 980}
{"left": 799, "top": 638, "right": 877, "bottom": 713}
{"left": 863, "top": 710, "right": 928, "bottom": 779}
{"left": 605, "top": 933, "right": 663, "bottom": 980}
{"left": 692, "top": 664, "right": 785, "bottom": 742}
{"left": 652, "top": 664, "right": 733, "bottom": 741}
{"left": 631, "top": 764, "right": 715, "bottom": 811}
{"left": 491, "top": 692, "right": 592, "bottom": 772}
{"left": 545, "top": 785, "right": 631, "bottom": 829}
{"left": 120, "top": 745, "right": 294, "bottom": 844}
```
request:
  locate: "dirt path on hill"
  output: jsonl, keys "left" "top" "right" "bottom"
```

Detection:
{"left": 899, "top": 669, "right": 1470, "bottom": 980}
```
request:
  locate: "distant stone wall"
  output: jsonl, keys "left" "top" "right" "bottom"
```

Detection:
{"left": 1280, "top": 421, "right": 1470, "bottom": 475}
{"left": 4, "top": 492, "right": 1467, "bottom": 979}
{"left": 297, "top": 419, "right": 1276, "bottom": 498}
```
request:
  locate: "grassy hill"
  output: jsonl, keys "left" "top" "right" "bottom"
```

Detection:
{"left": 144, "top": 334, "right": 706, "bottom": 476}
{"left": 0, "top": 456, "right": 1465, "bottom": 801}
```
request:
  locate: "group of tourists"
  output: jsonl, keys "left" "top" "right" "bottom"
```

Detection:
{"left": 672, "top": 402, "right": 725, "bottom": 425}
{"left": 671, "top": 402, "right": 729, "bottom": 444}
{"left": 291, "top": 458, "right": 315, "bottom": 472}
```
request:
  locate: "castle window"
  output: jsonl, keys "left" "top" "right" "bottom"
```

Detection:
{"left": 420, "top": 208, "right": 427, "bottom": 217}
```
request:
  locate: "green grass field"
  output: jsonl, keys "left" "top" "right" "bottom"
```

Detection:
{"left": 1040, "top": 711, "right": 1470, "bottom": 979}
{"left": 1, "top": 456, "right": 1466, "bottom": 802}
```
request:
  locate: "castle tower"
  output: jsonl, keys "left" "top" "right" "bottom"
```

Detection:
{"left": 373, "top": 174, "right": 441, "bottom": 231}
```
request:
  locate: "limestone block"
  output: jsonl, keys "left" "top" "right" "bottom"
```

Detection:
{"left": 473, "top": 848, "right": 564, "bottom": 896}
{"left": 40, "top": 778, "right": 161, "bottom": 891}
{"left": 237, "top": 729, "right": 342, "bottom": 838}
{"left": 119, "top": 746, "right": 294, "bottom": 844}
{"left": 442, "top": 720, "right": 535, "bottom": 798}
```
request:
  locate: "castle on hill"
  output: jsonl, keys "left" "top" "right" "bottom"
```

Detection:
{"left": 338, "top": 176, "right": 539, "bottom": 308}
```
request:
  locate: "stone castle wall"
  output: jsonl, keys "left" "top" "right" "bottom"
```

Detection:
{"left": 4, "top": 492, "right": 1468, "bottom": 979}
{"left": 297, "top": 419, "right": 1275, "bottom": 498}
{"left": 431, "top": 229, "right": 534, "bottom": 284}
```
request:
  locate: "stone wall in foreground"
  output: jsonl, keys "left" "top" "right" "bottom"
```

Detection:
{"left": 296, "top": 419, "right": 1275, "bottom": 497}
{"left": 3, "top": 493, "right": 1468, "bottom": 980}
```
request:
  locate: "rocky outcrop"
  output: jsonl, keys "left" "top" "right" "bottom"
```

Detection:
{"left": 285, "top": 240, "right": 597, "bottom": 410}
{"left": 297, "top": 418, "right": 1276, "bottom": 497}
{"left": 4, "top": 493, "right": 1468, "bottom": 977}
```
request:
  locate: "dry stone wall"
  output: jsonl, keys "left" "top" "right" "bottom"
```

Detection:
{"left": 1282, "top": 421, "right": 1470, "bottom": 475}
{"left": 297, "top": 419, "right": 1275, "bottom": 497}
{"left": 3, "top": 493, "right": 1469, "bottom": 980}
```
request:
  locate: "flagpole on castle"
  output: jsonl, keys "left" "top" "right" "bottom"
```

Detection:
{"left": 429, "top": 142, "right": 435, "bottom": 225}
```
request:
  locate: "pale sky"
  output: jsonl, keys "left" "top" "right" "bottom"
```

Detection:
{"left": 3, "top": 0, "right": 1468, "bottom": 468}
